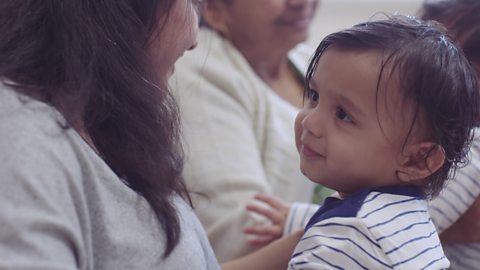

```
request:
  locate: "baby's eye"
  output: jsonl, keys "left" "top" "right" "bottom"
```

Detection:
{"left": 306, "top": 88, "right": 319, "bottom": 102}
{"left": 335, "top": 107, "right": 352, "bottom": 123}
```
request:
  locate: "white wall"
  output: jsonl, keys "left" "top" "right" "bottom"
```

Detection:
{"left": 306, "top": 0, "right": 426, "bottom": 47}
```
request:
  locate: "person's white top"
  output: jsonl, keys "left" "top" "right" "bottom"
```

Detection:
{"left": 171, "top": 27, "right": 329, "bottom": 261}
{"left": 428, "top": 133, "right": 480, "bottom": 270}
{"left": 0, "top": 82, "right": 220, "bottom": 270}
{"left": 285, "top": 131, "right": 480, "bottom": 269}
{"left": 289, "top": 186, "right": 449, "bottom": 270}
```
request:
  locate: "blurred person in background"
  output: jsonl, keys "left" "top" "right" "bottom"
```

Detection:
{"left": 171, "top": 0, "right": 332, "bottom": 262}
{"left": 420, "top": 0, "right": 480, "bottom": 268}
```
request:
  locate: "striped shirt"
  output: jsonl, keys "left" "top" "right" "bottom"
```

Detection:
{"left": 288, "top": 186, "right": 449, "bottom": 270}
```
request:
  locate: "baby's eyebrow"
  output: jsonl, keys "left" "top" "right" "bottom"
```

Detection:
{"left": 335, "top": 93, "right": 365, "bottom": 119}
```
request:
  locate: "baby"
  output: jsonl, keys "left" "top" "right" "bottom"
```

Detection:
{"left": 246, "top": 15, "right": 479, "bottom": 269}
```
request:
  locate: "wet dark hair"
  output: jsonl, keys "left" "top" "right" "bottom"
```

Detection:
{"left": 306, "top": 15, "right": 479, "bottom": 198}
{"left": 420, "top": 0, "right": 480, "bottom": 68}
{"left": 0, "top": 0, "right": 189, "bottom": 256}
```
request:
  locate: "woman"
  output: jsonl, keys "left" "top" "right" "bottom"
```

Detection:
{"left": 171, "top": 0, "right": 328, "bottom": 262}
{"left": 0, "top": 0, "right": 217, "bottom": 268}
{"left": 0, "top": 0, "right": 305, "bottom": 268}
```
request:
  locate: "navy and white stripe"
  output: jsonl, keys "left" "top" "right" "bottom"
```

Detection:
{"left": 288, "top": 186, "right": 449, "bottom": 269}
{"left": 284, "top": 202, "right": 319, "bottom": 236}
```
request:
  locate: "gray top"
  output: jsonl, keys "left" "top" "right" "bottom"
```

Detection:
{"left": 0, "top": 82, "right": 220, "bottom": 270}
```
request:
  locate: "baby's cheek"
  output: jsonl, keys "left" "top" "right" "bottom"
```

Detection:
{"left": 328, "top": 143, "right": 360, "bottom": 167}
{"left": 294, "top": 113, "right": 304, "bottom": 151}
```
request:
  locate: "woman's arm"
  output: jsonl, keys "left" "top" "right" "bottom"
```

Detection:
{"left": 221, "top": 230, "right": 303, "bottom": 270}
{"left": 439, "top": 195, "right": 480, "bottom": 244}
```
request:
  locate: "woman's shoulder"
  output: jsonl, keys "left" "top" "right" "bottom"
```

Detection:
{"left": 288, "top": 43, "right": 315, "bottom": 75}
{"left": 173, "top": 27, "right": 264, "bottom": 95}
{"left": 172, "top": 29, "right": 271, "bottom": 115}
{"left": 0, "top": 83, "right": 76, "bottom": 151}
{"left": 0, "top": 83, "right": 89, "bottom": 190}
{"left": 175, "top": 27, "right": 246, "bottom": 73}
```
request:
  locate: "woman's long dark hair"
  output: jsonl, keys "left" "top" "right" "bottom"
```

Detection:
{"left": 0, "top": 0, "right": 189, "bottom": 257}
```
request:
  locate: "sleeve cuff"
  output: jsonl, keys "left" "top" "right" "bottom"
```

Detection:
{"left": 283, "top": 202, "right": 319, "bottom": 236}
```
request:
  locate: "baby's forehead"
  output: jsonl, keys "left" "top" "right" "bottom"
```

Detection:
{"left": 315, "top": 48, "right": 401, "bottom": 94}
{"left": 319, "top": 48, "right": 430, "bottom": 136}
{"left": 318, "top": 47, "right": 396, "bottom": 83}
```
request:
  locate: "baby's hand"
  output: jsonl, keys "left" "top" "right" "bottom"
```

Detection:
{"left": 243, "top": 194, "right": 291, "bottom": 246}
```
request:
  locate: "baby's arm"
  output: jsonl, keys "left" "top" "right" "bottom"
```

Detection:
{"left": 244, "top": 194, "right": 319, "bottom": 246}
{"left": 288, "top": 218, "right": 387, "bottom": 270}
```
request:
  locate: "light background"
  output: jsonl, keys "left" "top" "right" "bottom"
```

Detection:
{"left": 306, "top": 0, "right": 426, "bottom": 47}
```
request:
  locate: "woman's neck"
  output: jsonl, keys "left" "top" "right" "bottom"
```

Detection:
{"left": 238, "top": 43, "right": 291, "bottom": 81}
{"left": 74, "top": 123, "right": 100, "bottom": 154}
{"left": 236, "top": 43, "right": 304, "bottom": 108}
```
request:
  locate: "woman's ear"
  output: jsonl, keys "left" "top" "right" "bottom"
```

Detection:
{"left": 202, "top": 0, "right": 230, "bottom": 37}
{"left": 397, "top": 142, "right": 445, "bottom": 183}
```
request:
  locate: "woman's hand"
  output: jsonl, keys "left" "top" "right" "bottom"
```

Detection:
{"left": 243, "top": 194, "right": 291, "bottom": 246}
{"left": 440, "top": 195, "right": 480, "bottom": 244}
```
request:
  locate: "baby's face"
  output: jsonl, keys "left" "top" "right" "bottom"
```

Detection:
{"left": 294, "top": 48, "right": 425, "bottom": 196}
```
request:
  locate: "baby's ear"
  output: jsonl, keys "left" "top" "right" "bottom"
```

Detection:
{"left": 397, "top": 142, "right": 445, "bottom": 183}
